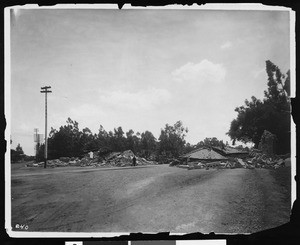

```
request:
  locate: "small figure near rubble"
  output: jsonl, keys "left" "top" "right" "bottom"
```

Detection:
{"left": 132, "top": 156, "right": 137, "bottom": 166}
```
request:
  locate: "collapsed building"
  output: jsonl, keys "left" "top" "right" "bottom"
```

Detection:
{"left": 175, "top": 145, "right": 289, "bottom": 169}
{"left": 212, "top": 146, "right": 249, "bottom": 159}
{"left": 179, "top": 147, "right": 228, "bottom": 168}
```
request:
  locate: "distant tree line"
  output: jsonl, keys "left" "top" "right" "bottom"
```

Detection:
{"left": 36, "top": 119, "right": 190, "bottom": 161}
{"left": 35, "top": 117, "right": 250, "bottom": 162}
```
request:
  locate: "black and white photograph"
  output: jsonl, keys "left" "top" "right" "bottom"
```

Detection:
{"left": 5, "top": 4, "right": 295, "bottom": 236}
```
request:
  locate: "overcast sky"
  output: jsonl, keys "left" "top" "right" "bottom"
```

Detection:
{"left": 8, "top": 7, "right": 291, "bottom": 155}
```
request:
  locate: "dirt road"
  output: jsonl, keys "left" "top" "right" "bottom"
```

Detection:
{"left": 10, "top": 164, "right": 291, "bottom": 233}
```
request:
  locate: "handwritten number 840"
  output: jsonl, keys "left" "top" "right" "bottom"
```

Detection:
{"left": 15, "top": 224, "right": 29, "bottom": 230}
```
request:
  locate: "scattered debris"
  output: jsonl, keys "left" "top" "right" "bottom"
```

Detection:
{"left": 249, "top": 149, "right": 262, "bottom": 158}
{"left": 26, "top": 150, "right": 157, "bottom": 168}
{"left": 170, "top": 149, "right": 290, "bottom": 170}
{"left": 59, "top": 157, "right": 70, "bottom": 163}
{"left": 236, "top": 158, "right": 247, "bottom": 168}
{"left": 274, "top": 159, "right": 285, "bottom": 169}
{"left": 224, "top": 161, "right": 235, "bottom": 169}
{"left": 169, "top": 159, "right": 181, "bottom": 167}
{"left": 103, "top": 150, "right": 156, "bottom": 167}
{"left": 25, "top": 149, "right": 290, "bottom": 170}
{"left": 206, "top": 161, "right": 223, "bottom": 168}
{"left": 177, "top": 165, "right": 190, "bottom": 169}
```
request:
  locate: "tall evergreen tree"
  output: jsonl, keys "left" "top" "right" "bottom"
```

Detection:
{"left": 227, "top": 60, "right": 290, "bottom": 154}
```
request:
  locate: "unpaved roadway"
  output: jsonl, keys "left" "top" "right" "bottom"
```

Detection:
{"left": 10, "top": 164, "right": 291, "bottom": 233}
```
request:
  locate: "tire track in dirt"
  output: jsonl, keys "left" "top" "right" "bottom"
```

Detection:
{"left": 29, "top": 202, "right": 81, "bottom": 231}
{"left": 97, "top": 168, "right": 290, "bottom": 233}
{"left": 87, "top": 168, "right": 221, "bottom": 232}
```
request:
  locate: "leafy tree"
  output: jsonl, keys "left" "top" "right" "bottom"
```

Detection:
{"left": 227, "top": 96, "right": 265, "bottom": 147}
{"left": 183, "top": 142, "right": 195, "bottom": 154}
{"left": 158, "top": 120, "right": 188, "bottom": 158}
{"left": 110, "top": 126, "right": 127, "bottom": 151}
{"left": 81, "top": 127, "right": 98, "bottom": 153}
{"left": 227, "top": 60, "right": 290, "bottom": 154}
{"left": 196, "top": 137, "right": 225, "bottom": 148}
{"left": 125, "top": 129, "right": 142, "bottom": 154}
{"left": 235, "top": 145, "right": 249, "bottom": 151}
{"left": 11, "top": 143, "right": 24, "bottom": 162}
{"left": 16, "top": 143, "right": 24, "bottom": 154}
{"left": 140, "top": 131, "right": 157, "bottom": 158}
{"left": 24, "top": 155, "right": 35, "bottom": 161}
{"left": 97, "top": 125, "right": 110, "bottom": 153}
{"left": 126, "top": 129, "right": 135, "bottom": 151}
{"left": 263, "top": 61, "right": 290, "bottom": 153}
{"left": 47, "top": 118, "right": 90, "bottom": 158}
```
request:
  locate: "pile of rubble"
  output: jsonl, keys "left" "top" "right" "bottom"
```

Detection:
{"left": 26, "top": 157, "right": 82, "bottom": 168}
{"left": 26, "top": 150, "right": 157, "bottom": 168}
{"left": 102, "top": 150, "right": 156, "bottom": 167}
{"left": 246, "top": 150, "right": 290, "bottom": 169}
{"left": 172, "top": 149, "right": 291, "bottom": 170}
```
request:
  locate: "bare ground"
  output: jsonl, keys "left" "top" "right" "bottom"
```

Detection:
{"left": 10, "top": 164, "right": 291, "bottom": 234}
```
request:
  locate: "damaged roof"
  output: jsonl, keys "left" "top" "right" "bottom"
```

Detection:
{"left": 212, "top": 146, "right": 249, "bottom": 155}
{"left": 181, "top": 147, "right": 228, "bottom": 160}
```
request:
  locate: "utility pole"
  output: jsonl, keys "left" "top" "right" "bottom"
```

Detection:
{"left": 40, "top": 86, "right": 52, "bottom": 168}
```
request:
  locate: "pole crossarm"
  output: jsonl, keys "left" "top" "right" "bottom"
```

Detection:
{"left": 41, "top": 85, "right": 52, "bottom": 94}
{"left": 40, "top": 91, "right": 52, "bottom": 93}
{"left": 41, "top": 86, "right": 51, "bottom": 90}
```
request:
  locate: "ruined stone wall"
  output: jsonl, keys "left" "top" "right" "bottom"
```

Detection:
{"left": 258, "top": 130, "right": 277, "bottom": 156}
